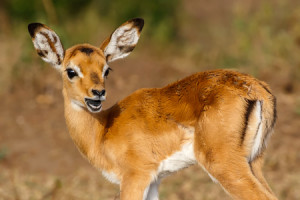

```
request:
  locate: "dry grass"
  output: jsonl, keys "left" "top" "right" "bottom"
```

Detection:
{"left": 1, "top": 0, "right": 300, "bottom": 199}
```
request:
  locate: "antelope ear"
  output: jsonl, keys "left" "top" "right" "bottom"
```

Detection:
{"left": 28, "top": 23, "right": 65, "bottom": 70}
{"left": 100, "top": 18, "right": 144, "bottom": 63}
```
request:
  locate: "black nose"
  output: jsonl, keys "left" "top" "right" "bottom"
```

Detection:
{"left": 92, "top": 89, "right": 105, "bottom": 97}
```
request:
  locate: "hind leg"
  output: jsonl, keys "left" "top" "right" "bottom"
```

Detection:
{"left": 197, "top": 151, "right": 277, "bottom": 200}
{"left": 194, "top": 118, "right": 277, "bottom": 199}
{"left": 194, "top": 128, "right": 278, "bottom": 200}
{"left": 194, "top": 96, "right": 278, "bottom": 199}
{"left": 250, "top": 154, "right": 276, "bottom": 196}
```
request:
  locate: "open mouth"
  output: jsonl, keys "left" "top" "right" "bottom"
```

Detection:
{"left": 84, "top": 98, "right": 102, "bottom": 113}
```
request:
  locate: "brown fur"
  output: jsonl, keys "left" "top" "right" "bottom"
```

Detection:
{"left": 63, "top": 70, "right": 278, "bottom": 200}
{"left": 28, "top": 18, "right": 277, "bottom": 200}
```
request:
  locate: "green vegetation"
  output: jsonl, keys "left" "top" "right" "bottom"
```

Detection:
{"left": 4, "top": 0, "right": 92, "bottom": 22}
{"left": 3, "top": 0, "right": 180, "bottom": 43}
{"left": 0, "top": 0, "right": 183, "bottom": 94}
{"left": 1, "top": 1, "right": 300, "bottom": 199}
{"left": 1, "top": 0, "right": 300, "bottom": 94}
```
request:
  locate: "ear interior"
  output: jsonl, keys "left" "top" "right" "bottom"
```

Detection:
{"left": 100, "top": 18, "right": 144, "bottom": 62}
{"left": 28, "top": 23, "right": 65, "bottom": 70}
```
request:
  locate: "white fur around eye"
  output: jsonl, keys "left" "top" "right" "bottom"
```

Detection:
{"left": 102, "top": 64, "right": 109, "bottom": 78}
{"left": 67, "top": 62, "right": 83, "bottom": 78}
{"left": 73, "top": 65, "right": 84, "bottom": 78}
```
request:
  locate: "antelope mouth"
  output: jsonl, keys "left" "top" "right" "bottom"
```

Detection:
{"left": 85, "top": 98, "right": 102, "bottom": 113}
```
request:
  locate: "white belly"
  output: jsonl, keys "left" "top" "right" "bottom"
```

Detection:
{"left": 156, "top": 140, "right": 197, "bottom": 178}
{"left": 102, "top": 126, "right": 197, "bottom": 185}
{"left": 102, "top": 141, "right": 196, "bottom": 185}
{"left": 102, "top": 170, "right": 120, "bottom": 184}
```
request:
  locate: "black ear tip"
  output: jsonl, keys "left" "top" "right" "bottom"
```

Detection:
{"left": 130, "top": 18, "right": 144, "bottom": 32}
{"left": 28, "top": 23, "right": 43, "bottom": 38}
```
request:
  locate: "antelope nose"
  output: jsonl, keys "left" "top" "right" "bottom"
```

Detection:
{"left": 92, "top": 89, "right": 106, "bottom": 97}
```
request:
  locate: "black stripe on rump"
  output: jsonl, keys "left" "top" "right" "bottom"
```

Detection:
{"left": 271, "top": 96, "right": 277, "bottom": 128}
{"left": 262, "top": 96, "right": 277, "bottom": 149}
{"left": 258, "top": 82, "right": 277, "bottom": 146}
{"left": 259, "top": 82, "right": 272, "bottom": 95}
{"left": 240, "top": 99, "right": 256, "bottom": 145}
{"left": 258, "top": 82, "right": 276, "bottom": 126}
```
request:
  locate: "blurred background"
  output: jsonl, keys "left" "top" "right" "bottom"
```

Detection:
{"left": 0, "top": 0, "right": 300, "bottom": 199}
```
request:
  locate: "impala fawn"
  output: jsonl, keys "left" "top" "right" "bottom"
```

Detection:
{"left": 28, "top": 18, "right": 278, "bottom": 200}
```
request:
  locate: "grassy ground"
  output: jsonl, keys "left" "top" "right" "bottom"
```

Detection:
{"left": 1, "top": 0, "right": 300, "bottom": 199}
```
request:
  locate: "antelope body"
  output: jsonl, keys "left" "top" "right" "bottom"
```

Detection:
{"left": 28, "top": 18, "right": 278, "bottom": 200}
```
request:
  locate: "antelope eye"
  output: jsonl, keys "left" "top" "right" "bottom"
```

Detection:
{"left": 66, "top": 68, "right": 78, "bottom": 79}
{"left": 104, "top": 67, "right": 112, "bottom": 78}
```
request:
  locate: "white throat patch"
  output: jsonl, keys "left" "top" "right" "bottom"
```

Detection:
{"left": 71, "top": 100, "right": 84, "bottom": 111}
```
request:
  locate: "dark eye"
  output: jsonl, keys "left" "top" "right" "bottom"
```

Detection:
{"left": 66, "top": 68, "right": 78, "bottom": 79}
{"left": 104, "top": 67, "right": 112, "bottom": 78}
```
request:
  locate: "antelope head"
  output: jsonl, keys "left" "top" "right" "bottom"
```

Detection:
{"left": 28, "top": 18, "right": 144, "bottom": 113}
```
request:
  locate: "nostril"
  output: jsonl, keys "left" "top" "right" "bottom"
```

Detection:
{"left": 92, "top": 89, "right": 106, "bottom": 97}
{"left": 100, "top": 89, "right": 105, "bottom": 96}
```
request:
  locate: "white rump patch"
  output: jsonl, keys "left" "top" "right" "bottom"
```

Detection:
{"left": 249, "top": 101, "right": 263, "bottom": 161}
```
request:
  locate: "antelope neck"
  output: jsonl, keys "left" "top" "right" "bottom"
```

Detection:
{"left": 63, "top": 90, "right": 108, "bottom": 165}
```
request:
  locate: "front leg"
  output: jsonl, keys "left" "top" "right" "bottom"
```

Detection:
{"left": 120, "top": 173, "right": 152, "bottom": 200}
{"left": 144, "top": 180, "right": 160, "bottom": 200}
